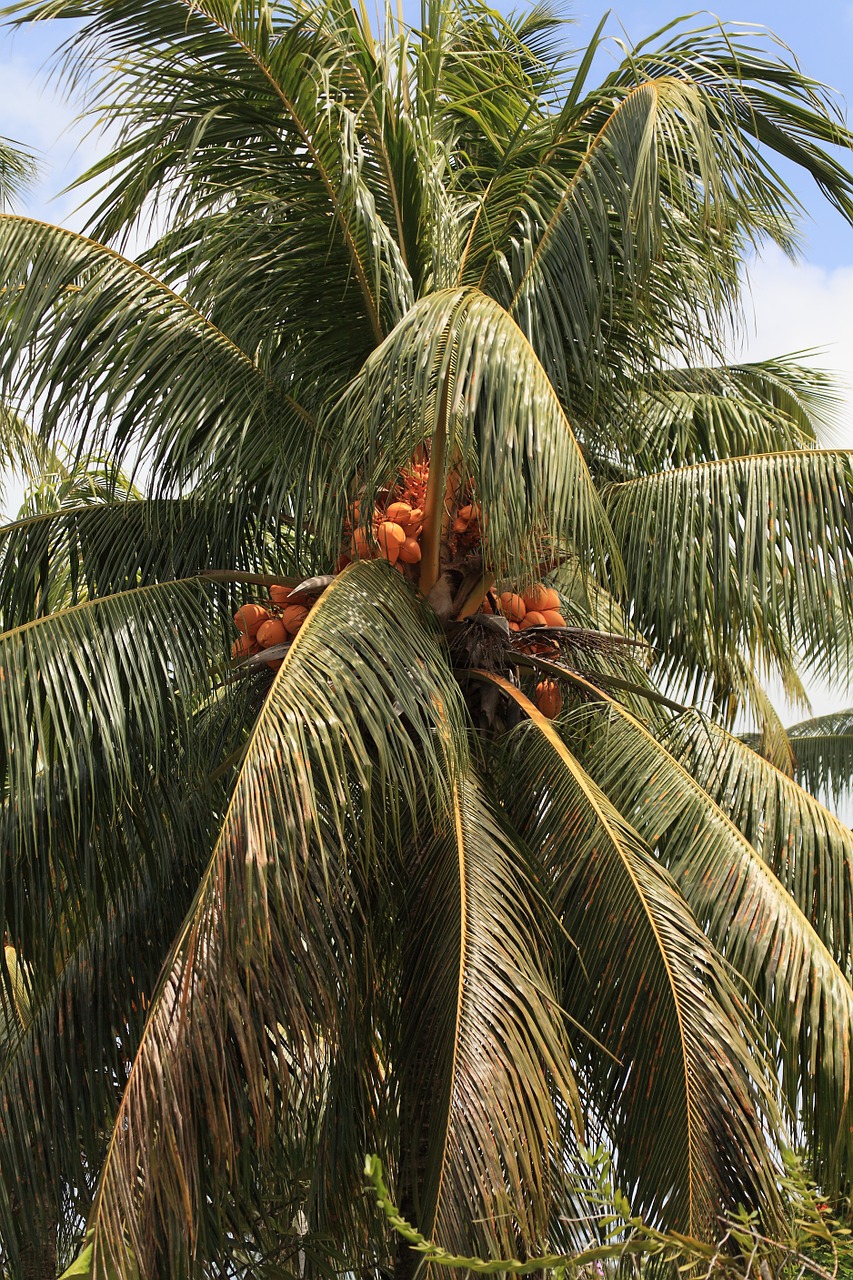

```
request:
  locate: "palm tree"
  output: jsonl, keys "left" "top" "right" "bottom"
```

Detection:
{"left": 0, "top": 1, "right": 853, "bottom": 1275}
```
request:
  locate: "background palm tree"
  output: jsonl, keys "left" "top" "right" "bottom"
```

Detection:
{"left": 0, "top": 1, "right": 853, "bottom": 1276}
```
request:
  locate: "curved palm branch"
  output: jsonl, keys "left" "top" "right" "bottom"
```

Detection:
{"left": 395, "top": 770, "right": 578, "bottom": 1262}
{"left": 483, "top": 674, "right": 782, "bottom": 1240}
{"left": 554, "top": 684, "right": 853, "bottom": 1190}
{"left": 0, "top": 495, "right": 299, "bottom": 628}
{"left": 326, "top": 287, "right": 620, "bottom": 585}
{"left": 656, "top": 710, "right": 853, "bottom": 970}
{"left": 8, "top": 0, "right": 413, "bottom": 343}
{"left": 77, "top": 562, "right": 470, "bottom": 1276}
{"left": 785, "top": 709, "right": 853, "bottom": 810}
{"left": 605, "top": 450, "right": 853, "bottom": 710}
{"left": 0, "top": 576, "right": 227, "bottom": 942}
{"left": 0, "top": 780, "right": 225, "bottom": 1265}
{"left": 603, "top": 356, "right": 837, "bottom": 476}
{"left": 0, "top": 218, "right": 318, "bottom": 506}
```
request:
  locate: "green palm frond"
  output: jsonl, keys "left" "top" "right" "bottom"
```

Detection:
{"left": 9, "top": 0, "right": 413, "bottom": 343}
{"left": 0, "top": 495, "right": 299, "bottom": 628}
{"left": 615, "top": 21, "right": 853, "bottom": 225}
{"left": 606, "top": 357, "right": 837, "bottom": 476}
{"left": 396, "top": 769, "right": 578, "bottom": 1261}
{"left": 556, "top": 689, "right": 853, "bottom": 1190}
{"left": 0, "top": 218, "right": 317, "bottom": 503}
{"left": 0, "top": 782, "right": 224, "bottom": 1264}
{"left": 486, "top": 675, "right": 782, "bottom": 1239}
{"left": 656, "top": 710, "right": 853, "bottom": 966}
{"left": 326, "top": 287, "right": 620, "bottom": 585}
{"left": 785, "top": 709, "right": 853, "bottom": 809}
{"left": 0, "top": 137, "right": 37, "bottom": 212}
{"left": 605, "top": 450, "right": 853, "bottom": 708}
{"left": 77, "top": 562, "right": 469, "bottom": 1276}
{"left": 0, "top": 577, "right": 226, "bottom": 936}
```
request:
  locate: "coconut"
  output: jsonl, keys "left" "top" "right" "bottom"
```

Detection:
{"left": 256, "top": 618, "right": 288, "bottom": 649}
{"left": 535, "top": 680, "right": 563, "bottom": 718}
{"left": 234, "top": 603, "right": 270, "bottom": 636}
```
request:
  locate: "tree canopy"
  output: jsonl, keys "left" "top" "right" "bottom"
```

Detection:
{"left": 0, "top": 2, "right": 852, "bottom": 1277}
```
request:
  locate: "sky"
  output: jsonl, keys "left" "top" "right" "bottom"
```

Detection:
{"left": 1, "top": 0, "right": 853, "bottom": 716}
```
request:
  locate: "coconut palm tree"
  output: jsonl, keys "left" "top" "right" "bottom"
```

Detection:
{"left": 0, "top": 1, "right": 853, "bottom": 1276}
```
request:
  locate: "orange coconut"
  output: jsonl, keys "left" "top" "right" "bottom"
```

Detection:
{"left": 499, "top": 592, "right": 526, "bottom": 622}
{"left": 377, "top": 521, "right": 406, "bottom": 564}
{"left": 269, "top": 583, "right": 291, "bottom": 605}
{"left": 520, "top": 611, "right": 547, "bottom": 629}
{"left": 280, "top": 605, "right": 309, "bottom": 634}
{"left": 508, "top": 621, "right": 521, "bottom": 632}
{"left": 398, "top": 536, "right": 422, "bottom": 564}
{"left": 231, "top": 634, "right": 252, "bottom": 660}
{"left": 386, "top": 501, "right": 413, "bottom": 527}
{"left": 523, "top": 584, "right": 560, "bottom": 614}
{"left": 234, "top": 603, "right": 269, "bottom": 636}
{"left": 541, "top": 609, "right": 566, "bottom": 627}
{"left": 352, "top": 526, "right": 374, "bottom": 559}
{"left": 536, "top": 680, "right": 563, "bottom": 718}
{"left": 256, "top": 618, "right": 287, "bottom": 649}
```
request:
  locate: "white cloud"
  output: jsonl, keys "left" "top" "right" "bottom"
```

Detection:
{"left": 736, "top": 246, "right": 853, "bottom": 449}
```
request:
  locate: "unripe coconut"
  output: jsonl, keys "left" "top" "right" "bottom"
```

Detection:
{"left": 256, "top": 618, "right": 287, "bottom": 649}
{"left": 520, "top": 611, "right": 547, "bottom": 629}
{"left": 234, "top": 603, "right": 269, "bottom": 636}
{"left": 398, "top": 536, "right": 422, "bottom": 564}
{"left": 523, "top": 584, "right": 560, "bottom": 613}
{"left": 536, "top": 680, "right": 563, "bottom": 719}
{"left": 377, "top": 521, "right": 406, "bottom": 564}
{"left": 499, "top": 592, "right": 526, "bottom": 622}
{"left": 280, "top": 605, "right": 309, "bottom": 634}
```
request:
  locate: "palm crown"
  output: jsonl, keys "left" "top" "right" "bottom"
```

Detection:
{"left": 1, "top": 1, "right": 853, "bottom": 1276}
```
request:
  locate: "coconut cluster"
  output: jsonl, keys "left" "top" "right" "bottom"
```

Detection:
{"left": 231, "top": 583, "right": 308, "bottom": 671}
{"left": 338, "top": 461, "right": 430, "bottom": 572}
{"left": 229, "top": 459, "right": 567, "bottom": 718}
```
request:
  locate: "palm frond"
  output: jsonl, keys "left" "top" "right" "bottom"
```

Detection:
{"left": 8, "top": 0, "right": 414, "bottom": 344}
{"left": 0, "top": 137, "right": 37, "bottom": 212}
{"left": 76, "top": 561, "right": 469, "bottom": 1277}
{"left": 605, "top": 450, "right": 853, "bottom": 709}
{"left": 785, "top": 709, "right": 853, "bottom": 810}
{"left": 325, "top": 287, "right": 620, "bottom": 586}
{"left": 485, "top": 674, "right": 783, "bottom": 1239}
{"left": 606, "top": 357, "right": 837, "bottom": 476}
{"left": 555, "top": 687, "right": 853, "bottom": 1190}
{"left": 0, "top": 780, "right": 225, "bottom": 1266}
{"left": 0, "top": 495, "right": 299, "bottom": 628}
{"left": 656, "top": 710, "right": 853, "bottom": 966}
{"left": 396, "top": 769, "right": 578, "bottom": 1260}
{"left": 0, "top": 218, "right": 317, "bottom": 506}
{"left": 0, "top": 577, "right": 229, "bottom": 952}
{"left": 618, "top": 20, "right": 853, "bottom": 225}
